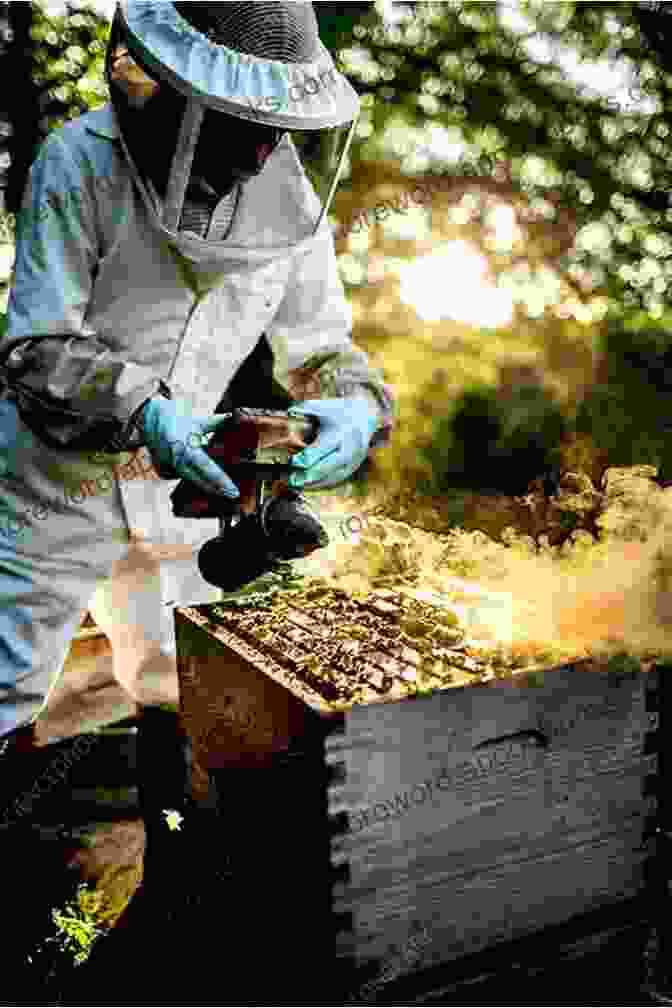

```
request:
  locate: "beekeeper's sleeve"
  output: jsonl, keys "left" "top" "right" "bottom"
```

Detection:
{"left": 266, "top": 232, "right": 395, "bottom": 448}
{"left": 5, "top": 132, "right": 161, "bottom": 438}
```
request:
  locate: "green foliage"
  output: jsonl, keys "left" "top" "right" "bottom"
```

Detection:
{"left": 0, "top": 210, "right": 14, "bottom": 244}
{"left": 314, "top": 3, "right": 374, "bottom": 53}
{"left": 45, "top": 883, "right": 105, "bottom": 967}
{"left": 575, "top": 320, "right": 672, "bottom": 480}
{"left": 327, "top": 1, "right": 672, "bottom": 317}
{"left": 30, "top": 2, "right": 111, "bottom": 138}
{"left": 421, "top": 380, "right": 567, "bottom": 497}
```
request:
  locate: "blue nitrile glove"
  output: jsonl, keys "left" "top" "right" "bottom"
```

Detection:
{"left": 287, "top": 398, "right": 379, "bottom": 491}
{"left": 141, "top": 398, "right": 239, "bottom": 498}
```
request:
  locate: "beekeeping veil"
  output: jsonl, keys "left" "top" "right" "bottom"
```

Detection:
{"left": 105, "top": 1, "right": 360, "bottom": 269}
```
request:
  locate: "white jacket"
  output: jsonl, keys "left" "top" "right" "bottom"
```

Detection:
{"left": 4, "top": 104, "right": 393, "bottom": 559}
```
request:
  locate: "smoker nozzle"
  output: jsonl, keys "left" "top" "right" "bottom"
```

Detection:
{"left": 198, "top": 490, "right": 329, "bottom": 592}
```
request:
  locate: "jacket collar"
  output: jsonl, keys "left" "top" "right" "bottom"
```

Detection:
{"left": 84, "top": 104, "right": 120, "bottom": 141}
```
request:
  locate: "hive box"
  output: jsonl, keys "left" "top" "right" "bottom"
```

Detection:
{"left": 175, "top": 602, "right": 662, "bottom": 1002}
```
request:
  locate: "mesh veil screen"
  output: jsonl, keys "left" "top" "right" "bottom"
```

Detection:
{"left": 172, "top": 2, "right": 321, "bottom": 63}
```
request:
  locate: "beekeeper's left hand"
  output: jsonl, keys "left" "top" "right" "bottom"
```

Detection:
{"left": 287, "top": 397, "right": 379, "bottom": 491}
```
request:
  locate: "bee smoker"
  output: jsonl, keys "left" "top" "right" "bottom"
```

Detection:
{"left": 170, "top": 408, "right": 330, "bottom": 592}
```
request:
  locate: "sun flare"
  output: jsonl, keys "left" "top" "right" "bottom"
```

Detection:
{"left": 396, "top": 242, "right": 515, "bottom": 328}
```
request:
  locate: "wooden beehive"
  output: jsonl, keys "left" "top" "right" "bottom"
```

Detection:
{"left": 175, "top": 592, "right": 662, "bottom": 1002}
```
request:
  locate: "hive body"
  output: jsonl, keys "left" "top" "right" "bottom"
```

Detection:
{"left": 175, "top": 595, "right": 660, "bottom": 1000}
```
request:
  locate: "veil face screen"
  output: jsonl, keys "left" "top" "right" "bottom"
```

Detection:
{"left": 287, "top": 125, "right": 353, "bottom": 212}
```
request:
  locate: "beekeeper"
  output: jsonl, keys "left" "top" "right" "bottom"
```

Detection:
{"left": 0, "top": 1, "right": 393, "bottom": 795}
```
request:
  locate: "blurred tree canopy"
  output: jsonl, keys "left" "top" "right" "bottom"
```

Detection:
{"left": 327, "top": 1, "right": 672, "bottom": 322}
{"left": 6, "top": 0, "right": 672, "bottom": 318}
{"left": 29, "top": 2, "right": 110, "bottom": 130}
{"left": 3, "top": 1, "right": 109, "bottom": 214}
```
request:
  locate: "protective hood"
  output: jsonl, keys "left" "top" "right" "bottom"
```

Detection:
{"left": 107, "top": 1, "right": 361, "bottom": 269}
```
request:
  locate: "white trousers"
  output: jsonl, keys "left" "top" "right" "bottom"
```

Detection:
{"left": 87, "top": 533, "right": 220, "bottom": 710}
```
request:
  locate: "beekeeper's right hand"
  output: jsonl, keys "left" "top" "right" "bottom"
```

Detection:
{"left": 140, "top": 398, "right": 240, "bottom": 498}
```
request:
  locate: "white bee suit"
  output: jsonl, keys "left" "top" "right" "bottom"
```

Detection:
{"left": 1, "top": 108, "right": 391, "bottom": 727}
{"left": 0, "top": 1, "right": 393, "bottom": 733}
